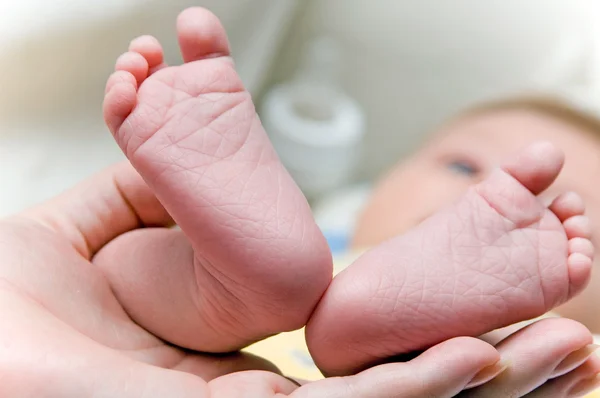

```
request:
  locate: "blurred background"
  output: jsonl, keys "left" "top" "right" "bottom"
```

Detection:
{"left": 0, "top": 0, "right": 598, "bottom": 248}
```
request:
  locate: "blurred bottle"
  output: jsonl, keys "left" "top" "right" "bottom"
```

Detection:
{"left": 261, "top": 36, "right": 366, "bottom": 199}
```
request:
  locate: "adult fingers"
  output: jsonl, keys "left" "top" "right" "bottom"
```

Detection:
{"left": 292, "top": 337, "right": 500, "bottom": 398}
{"left": 18, "top": 161, "right": 172, "bottom": 259}
{"left": 525, "top": 355, "right": 600, "bottom": 397}
{"left": 459, "top": 318, "right": 594, "bottom": 397}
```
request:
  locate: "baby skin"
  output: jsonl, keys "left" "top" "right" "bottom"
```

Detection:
{"left": 102, "top": 7, "right": 593, "bottom": 379}
{"left": 306, "top": 145, "right": 594, "bottom": 375}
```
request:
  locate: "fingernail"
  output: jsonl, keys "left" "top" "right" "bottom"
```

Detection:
{"left": 284, "top": 376, "right": 303, "bottom": 387}
{"left": 551, "top": 344, "right": 600, "bottom": 379}
{"left": 568, "top": 373, "right": 600, "bottom": 397}
{"left": 464, "top": 360, "right": 510, "bottom": 390}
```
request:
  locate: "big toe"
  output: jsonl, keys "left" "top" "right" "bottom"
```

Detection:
{"left": 502, "top": 141, "right": 564, "bottom": 195}
{"left": 476, "top": 141, "right": 565, "bottom": 227}
{"left": 177, "top": 7, "right": 231, "bottom": 62}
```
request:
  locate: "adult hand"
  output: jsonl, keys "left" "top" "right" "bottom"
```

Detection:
{"left": 457, "top": 318, "right": 600, "bottom": 397}
{"left": 0, "top": 162, "right": 596, "bottom": 397}
{"left": 0, "top": 161, "right": 488, "bottom": 397}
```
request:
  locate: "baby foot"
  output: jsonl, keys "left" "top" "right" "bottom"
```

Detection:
{"left": 306, "top": 142, "right": 594, "bottom": 376}
{"left": 102, "top": 8, "right": 331, "bottom": 351}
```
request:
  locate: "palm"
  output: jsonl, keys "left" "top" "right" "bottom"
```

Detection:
{"left": 1, "top": 215, "right": 287, "bottom": 385}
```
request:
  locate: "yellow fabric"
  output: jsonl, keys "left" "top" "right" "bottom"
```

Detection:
{"left": 245, "top": 327, "right": 322, "bottom": 380}
{"left": 243, "top": 252, "right": 600, "bottom": 396}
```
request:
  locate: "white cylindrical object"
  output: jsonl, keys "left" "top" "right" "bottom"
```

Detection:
{"left": 261, "top": 82, "right": 366, "bottom": 198}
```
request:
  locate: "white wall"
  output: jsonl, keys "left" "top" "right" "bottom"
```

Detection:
{"left": 0, "top": 0, "right": 299, "bottom": 215}
{"left": 0, "top": 0, "right": 298, "bottom": 126}
{"left": 261, "top": 0, "right": 595, "bottom": 180}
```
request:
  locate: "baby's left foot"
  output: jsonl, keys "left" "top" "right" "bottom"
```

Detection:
{"left": 101, "top": 8, "right": 331, "bottom": 352}
{"left": 306, "top": 142, "right": 593, "bottom": 376}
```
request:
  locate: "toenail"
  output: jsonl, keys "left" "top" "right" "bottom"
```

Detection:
{"left": 569, "top": 252, "right": 593, "bottom": 265}
{"left": 564, "top": 216, "right": 593, "bottom": 238}
{"left": 464, "top": 359, "right": 510, "bottom": 390}
{"left": 569, "top": 238, "right": 595, "bottom": 259}
{"left": 555, "top": 192, "right": 585, "bottom": 212}
{"left": 131, "top": 35, "right": 155, "bottom": 44}
{"left": 551, "top": 344, "right": 599, "bottom": 379}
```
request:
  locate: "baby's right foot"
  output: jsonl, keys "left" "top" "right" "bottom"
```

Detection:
{"left": 307, "top": 142, "right": 594, "bottom": 376}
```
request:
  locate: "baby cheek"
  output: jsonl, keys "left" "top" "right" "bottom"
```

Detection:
{"left": 426, "top": 174, "right": 472, "bottom": 207}
{"left": 391, "top": 181, "right": 461, "bottom": 230}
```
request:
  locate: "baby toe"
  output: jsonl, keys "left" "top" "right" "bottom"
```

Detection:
{"left": 115, "top": 51, "right": 149, "bottom": 86}
{"left": 564, "top": 215, "right": 593, "bottom": 240}
{"left": 103, "top": 70, "right": 138, "bottom": 134}
{"left": 105, "top": 70, "right": 137, "bottom": 95}
{"left": 501, "top": 141, "right": 564, "bottom": 195}
{"left": 569, "top": 237, "right": 595, "bottom": 260}
{"left": 567, "top": 252, "right": 593, "bottom": 296}
{"left": 549, "top": 192, "right": 586, "bottom": 222}
{"left": 475, "top": 142, "right": 565, "bottom": 228}
{"left": 129, "top": 35, "right": 165, "bottom": 72}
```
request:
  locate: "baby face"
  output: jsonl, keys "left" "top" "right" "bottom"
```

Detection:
{"left": 353, "top": 108, "right": 600, "bottom": 330}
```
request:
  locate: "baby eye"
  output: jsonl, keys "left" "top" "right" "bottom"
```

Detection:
{"left": 446, "top": 160, "right": 480, "bottom": 177}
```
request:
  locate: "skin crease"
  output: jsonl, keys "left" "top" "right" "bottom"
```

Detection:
{"left": 352, "top": 108, "right": 600, "bottom": 332}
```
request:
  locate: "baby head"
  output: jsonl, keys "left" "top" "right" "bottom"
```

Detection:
{"left": 353, "top": 95, "right": 600, "bottom": 331}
